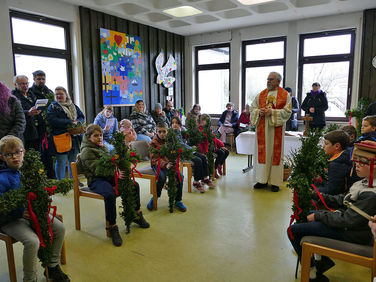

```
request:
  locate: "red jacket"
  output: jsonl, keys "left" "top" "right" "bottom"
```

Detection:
{"left": 237, "top": 112, "right": 250, "bottom": 126}
{"left": 149, "top": 136, "right": 169, "bottom": 169}
{"left": 197, "top": 126, "right": 224, "bottom": 154}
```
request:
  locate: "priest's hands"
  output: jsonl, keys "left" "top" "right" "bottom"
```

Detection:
{"left": 307, "top": 213, "right": 315, "bottom": 222}
{"left": 259, "top": 108, "right": 272, "bottom": 117}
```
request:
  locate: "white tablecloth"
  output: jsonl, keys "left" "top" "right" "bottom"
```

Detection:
{"left": 236, "top": 131, "right": 302, "bottom": 156}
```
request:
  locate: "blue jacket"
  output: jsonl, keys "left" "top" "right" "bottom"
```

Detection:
{"left": 93, "top": 113, "right": 118, "bottom": 142}
{"left": 46, "top": 101, "right": 85, "bottom": 155}
{"left": 317, "top": 150, "right": 353, "bottom": 195}
{"left": 218, "top": 110, "right": 239, "bottom": 128}
{"left": 174, "top": 129, "right": 192, "bottom": 150}
{"left": 0, "top": 168, "right": 24, "bottom": 226}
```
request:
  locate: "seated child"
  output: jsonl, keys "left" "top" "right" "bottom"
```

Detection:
{"left": 355, "top": 115, "right": 376, "bottom": 143}
{"left": 317, "top": 130, "right": 352, "bottom": 195}
{"left": 288, "top": 143, "right": 376, "bottom": 282}
{"left": 0, "top": 135, "right": 70, "bottom": 282}
{"left": 79, "top": 124, "right": 149, "bottom": 247}
{"left": 119, "top": 119, "right": 137, "bottom": 146}
{"left": 342, "top": 125, "right": 357, "bottom": 145}
{"left": 93, "top": 105, "right": 118, "bottom": 152}
{"left": 148, "top": 122, "right": 186, "bottom": 212}
{"left": 198, "top": 114, "right": 229, "bottom": 179}
{"left": 171, "top": 116, "right": 215, "bottom": 193}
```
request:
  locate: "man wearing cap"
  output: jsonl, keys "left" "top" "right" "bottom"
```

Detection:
{"left": 301, "top": 82, "right": 328, "bottom": 131}
{"left": 250, "top": 72, "right": 292, "bottom": 192}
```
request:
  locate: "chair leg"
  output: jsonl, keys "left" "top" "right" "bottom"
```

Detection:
{"left": 74, "top": 189, "right": 81, "bottom": 231}
{"left": 223, "top": 160, "right": 226, "bottom": 175}
{"left": 152, "top": 180, "right": 158, "bottom": 210}
{"left": 295, "top": 257, "right": 299, "bottom": 279}
{"left": 230, "top": 135, "right": 233, "bottom": 152}
{"left": 57, "top": 214, "right": 67, "bottom": 265}
{"left": 301, "top": 244, "right": 312, "bottom": 282}
{"left": 212, "top": 160, "right": 215, "bottom": 181}
{"left": 187, "top": 165, "right": 192, "bottom": 193}
{"left": 5, "top": 238, "right": 17, "bottom": 282}
{"left": 105, "top": 220, "right": 111, "bottom": 238}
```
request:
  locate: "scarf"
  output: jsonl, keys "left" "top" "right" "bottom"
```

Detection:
{"left": 58, "top": 98, "right": 77, "bottom": 121}
{"left": 310, "top": 90, "right": 322, "bottom": 98}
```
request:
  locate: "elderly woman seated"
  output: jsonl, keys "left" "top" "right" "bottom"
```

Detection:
{"left": 129, "top": 99, "right": 156, "bottom": 144}
{"left": 218, "top": 102, "right": 239, "bottom": 143}
{"left": 151, "top": 103, "right": 169, "bottom": 125}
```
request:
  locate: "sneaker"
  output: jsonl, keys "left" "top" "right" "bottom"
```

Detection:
{"left": 175, "top": 201, "right": 187, "bottom": 212}
{"left": 108, "top": 225, "right": 123, "bottom": 246}
{"left": 315, "top": 256, "right": 335, "bottom": 274}
{"left": 271, "top": 185, "right": 280, "bottom": 192}
{"left": 133, "top": 211, "right": 150, "bottom": 228}
{"left": 147, "top": 197, "right": 154, "bottom": 211}
{"left": 217, "top": 165, "right": 223, "bottom": 175}
{"left": 215, "top": 170, "right": 220, "bottom": 179}
{"left": 253, "top": 182, "right": 267, "bottom": 189}
{"left": 202, "top": 178, "right": 215, "bottom": 189}
{"left": 310, "top": 273, "right": 329, "bottom": 282}
{"left": 44, "top": 265, "right": 70, "bottom": 281}
{"left": 193, "top": 181, "right": 205, "bottom": 193}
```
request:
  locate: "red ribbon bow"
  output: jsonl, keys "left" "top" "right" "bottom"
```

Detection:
{"left": 130, "top": 154, "right": 143, "bottom": 185}
{"left": 175, "top": 149, "right": 183, "bottom": 183}
{"left": 311, "top": 184, "right": 334, "bottom": 211}
{"left": 287, "top": 189, "right": 303, "bottom": 239}
{"left": 156, "top": 146, "right": 161, "bottom": 181}
{"left": 111, "top": 157, "right": 120, "bottom": 195}
{"left": 42, "top": 133, "right": 48, "bottom": 150}
{"left": 27, "top": 192, "right": 45, "bottom": 247}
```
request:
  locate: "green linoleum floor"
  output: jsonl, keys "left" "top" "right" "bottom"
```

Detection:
{"left": 0, "top": 153, "right": 371, "bottom": 282}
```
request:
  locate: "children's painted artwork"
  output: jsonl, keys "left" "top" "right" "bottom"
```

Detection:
{"left": 155, "top": 52, "right": 177, "bottom": 88}
{"left": 100, "top": 28, "right": 143, "bottom": 106}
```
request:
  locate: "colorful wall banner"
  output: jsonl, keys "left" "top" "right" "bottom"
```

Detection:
{"left": 100, "top": 28, "right": 143, "bottom": 106}
{"left": 155, "top": 52, "right": 176, "bottom": 88}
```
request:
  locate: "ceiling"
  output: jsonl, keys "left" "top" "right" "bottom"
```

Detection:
{"left": 59, "top": 0, "right": 376, "bottom": 36}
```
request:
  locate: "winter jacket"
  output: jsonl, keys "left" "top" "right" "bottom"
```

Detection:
{"left": 313, "top": 179, "right": 376, "bottom": 246}
{"left": 0, "top": 168, "right": 24, "bottom": 227}
{"left": 174, "top": 129, "right": 192, "bottom": 150}
{"left": 29, "top": 83, "right": 54, "bottom": 100}
{"left": 0, "top": 96, "right": 26, "bottom": 141}
{"left": 149, "top": 136, "right": 169, "bottom": 169}
{"left": 93, "top": 113, "right": 118, "bottom": 143}
{"left": 317, "top": 150, "right": 353, "bottom": 195}
{"left": 79, "top": 135, "right": 112, "bottom": 186}
{"left": 46, "top": 101, "right": 85, "bottom": 155}
{"left": 197, "top": 126, "right": 224, "bottom": 154}
{"left": 365, "top": 102, "right": 376, "bottom": 117}
{"left": 163, "top": 108, "right": 176, "bottom": 123}
{"left": 301, "top": 91, "right": 328, "bottom": 127}
{"left": 151, "top": 110, "right": 169, "bottom": 126}
{"left": 12, "top": 89, "right": 40, "bottom": 142}
{"left": 129, "top": 110, "right": 156, "bottom": 135}
{"left": 237, "top": 112, "right": 250, "bottom": 127}
{"left": 355, "top": 131, "right": 376, "bottom": 143}
{"left": 218, "top": 110, "right": 239, "bottom": 128}
{"left": 286, "top": 96, "right": 300, "bottom": 131}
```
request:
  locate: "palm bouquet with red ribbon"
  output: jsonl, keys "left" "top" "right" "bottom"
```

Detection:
{"left": 185, "top": 117, "right": 205, "bottom": 147}
{"left": 149, "top": 128, "right": 194, "bottom": 213}
{"left": 19, "top": 149, "right": 73, "bottom": 267}
{"left": 95, "top": 131, "right": 142, "bottom": 233}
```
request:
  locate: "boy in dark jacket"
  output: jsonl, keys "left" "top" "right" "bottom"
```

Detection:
{"left": 316, "top": 130, "right": 352, "bottom": 195}
{"left": 79, "top": 124, "right": 149, "bottom": 247}
{"left": 354, "top": 115, "right": 376, "bottom": 143}
{"left": 148, "top": 122, "right": 186, "bottom": 212}
{"left": 0, "top": 135, "right": 69, "bottom": 281}
{"left": 288, "top": 143, "right": 376, "bottom": 282}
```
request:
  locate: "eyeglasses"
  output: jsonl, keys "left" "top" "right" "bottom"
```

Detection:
{"left": 17, "top": 82, "right": 29, "bottom": 86}
{"left": 2, "top": 150, "right": 23, "bottom": 159}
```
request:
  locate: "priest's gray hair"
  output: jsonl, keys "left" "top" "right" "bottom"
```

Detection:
{"left": 269, "top": 72, "right": 282, "bottom": 82}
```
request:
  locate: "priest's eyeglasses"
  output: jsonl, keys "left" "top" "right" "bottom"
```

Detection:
{"left": 2, "top": 150, "right": 24, "bottom": 159}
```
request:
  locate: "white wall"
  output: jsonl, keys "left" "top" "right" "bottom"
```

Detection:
{"left": 0, "top": 0, "right": 85, "bottom": 111}
{"left": 185, "top": 12, "right": 364, "bottom": 114}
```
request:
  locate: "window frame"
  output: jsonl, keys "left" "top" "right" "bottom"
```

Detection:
{"left": 9, "top": 10, "right": 73, "bottom": 97}
{"left": 297, "top": 29, "right": 356, "bottom": 121}
{"left": 241, "top": 36, "right": 286, "bottom": 110}
{"left": 195, "top": 43, "right": 231, "bottom": 116}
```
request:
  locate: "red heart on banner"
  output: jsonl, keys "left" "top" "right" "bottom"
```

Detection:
{"left": 103, "top": 49, "right": 108, "bottom": 55}
{"left": 114, "top": 35, "right": 122, "bottom": 46}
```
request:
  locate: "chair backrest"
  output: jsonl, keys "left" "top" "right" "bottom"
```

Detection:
{"left": 71, "top": 162, "right": 80, "bottom": 193}
{"left": 130, "top": 141, "right": 150, "bottom": 161}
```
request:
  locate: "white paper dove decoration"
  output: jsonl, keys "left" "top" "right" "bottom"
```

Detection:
{"left": 155, "top": 52, "right": 177, "bottom": 88}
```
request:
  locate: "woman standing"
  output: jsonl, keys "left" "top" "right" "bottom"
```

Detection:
{"left": 0, "top": 81, "right": 25, "bottom": 141}
{"left": 47, "top": 86, "right": 85, "bottom": 180}
{"left": 129, "top": 100, "right": 156, "bottom": 144}
{"left": 93, "top": 105, "right": 118, "bottom": 152}
{"left": 301, "top": 82, "right": 328, "bottom": 131}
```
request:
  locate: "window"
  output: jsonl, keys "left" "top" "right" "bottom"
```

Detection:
{"left": 298, "top": 29, "right": 355, "bottom": 120}
{"left": 242, "top": 37, "right": 286, "bottom": 107}
{"left": 195, "top": 44, "right": 230, "bottom": 114}
{"left": 10, "top": 11, "right": 72, "bottom": 95}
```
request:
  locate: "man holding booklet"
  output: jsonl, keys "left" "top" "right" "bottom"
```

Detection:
{"left": 287, "top": 142, "right": 376, "bottom": 282}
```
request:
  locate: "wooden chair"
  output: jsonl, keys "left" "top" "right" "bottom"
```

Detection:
{"left": 71, "top": 162, "right": 110, "bottom": 237}
{"left": 300, "top": 236, "right": 376, "bottom": 282}
{"left": 226, "top": 133, "right": 235, "bottom": 152}
{"left": 0, "top": 215, "right": 67, "bottom": 282}
{"left": 211, "top": 158, "right": 227, "bottom": 181}
{"left": 129, "top": 141, "right": 158, "bottom": 210}
{"left": 179, "top": 161, "right": 193, "bottom": 193}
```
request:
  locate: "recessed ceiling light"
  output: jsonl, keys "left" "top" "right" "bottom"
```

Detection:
{"left": 163, "top": 6, "right": 202, "bottom": 18}
{"left": 237, "top": 0, "right": 275, "bottom": 5}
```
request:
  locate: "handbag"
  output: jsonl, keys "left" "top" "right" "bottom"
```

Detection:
{"left": 53, "top": 132, "right": 72, "bottom": 153}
